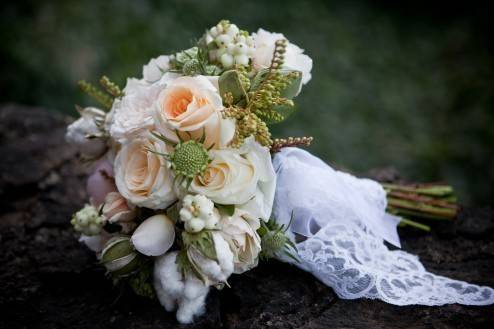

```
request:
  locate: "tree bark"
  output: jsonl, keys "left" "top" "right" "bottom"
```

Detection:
{"left": 1, "top": 104, "right": 493, "bottom": 329}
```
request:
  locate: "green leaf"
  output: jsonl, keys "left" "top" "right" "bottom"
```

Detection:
{"left": 250, "top": 68, "right": 269, "bottom": 91}
{"left": 175, "top": 47, "right": 199, "bottom": 65}
{"left": 279, "top": 70, "right": 302, "bottom": 100}
{"left": 165, "top": 203, "right": 180, "bottom": 223}
{"left": 175, "top": 248, "right": 191, "bottom": 277}
{"left": 216, "top": 204, "right": 235, "bottom": 216}
{"left": 219, "top": 70, "right": 247, "bottom": 104}
{"left": 250, "top": 69, "right": 302, "bottom": 100}
{"left": 265, "top": 104, "right": 298, "bottom": 125}
{"left": 183, "top": 231, "right": 217, "bottom": 261}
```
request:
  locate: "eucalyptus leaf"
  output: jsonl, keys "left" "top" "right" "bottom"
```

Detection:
{"left": 279, "top": 70, "right": 302, "bottom": 100}
{"left": 175, "top": 47, "right": 199, "bottom": 65}
{"left": 216, "top": 204, "right": 235, "bottom": 216}
{"left": 264, "top": 104, "right": 298, "bottom": 125}
{"left": 250, "top": 69, "right": 302, "bottom": 100}
{"left": 218, "top": 70, "right": 247, "bottom": 104}
{"left": 250, "top": 68, "right": 269, "bottom": 91}
{"left": 165, "top": 203, "right": 180, "bottom": 223}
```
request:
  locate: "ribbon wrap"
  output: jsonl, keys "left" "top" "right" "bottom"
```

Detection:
{"left": 273, "top": 148, "right": 494, "bottom": 306}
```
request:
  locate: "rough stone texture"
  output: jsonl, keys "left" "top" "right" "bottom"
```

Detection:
{"left": 0, "top": 104, "right": 493, "bottom": 329}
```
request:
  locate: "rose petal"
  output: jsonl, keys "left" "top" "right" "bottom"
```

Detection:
{"left": 131, "top": 214, "right": 175, "bottom": 256}
{"left": 86, "top": 160, "right": 116, "bottom": 206}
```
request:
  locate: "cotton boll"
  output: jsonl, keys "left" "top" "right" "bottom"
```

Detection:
{"left": 212, "top": 232, "right": 235, "bottom": 277}
{"left": 176, "top": 275, "right": 209, "bottom": 324}
{"left": 188, "top": 232, "right": 234, "bottom": 284}
{"left": 154, "top": 252, "right": 184, "bottom": 311}
{"left": 154, "top": 252, "right": 210, "bottom": 324}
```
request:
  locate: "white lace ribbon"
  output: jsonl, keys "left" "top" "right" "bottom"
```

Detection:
{"left": 273, "top": 147, "right": 494, "bottom": 306}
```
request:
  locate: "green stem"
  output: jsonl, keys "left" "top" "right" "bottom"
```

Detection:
{"left": 398, "top": 218, "right": 431, "bottom": 232}
{"left": 382, "top": 183, "right": 453, "bottom": 197}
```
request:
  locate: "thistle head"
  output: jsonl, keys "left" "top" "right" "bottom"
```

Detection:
{"left": 261, "top": 231, "right": 287, "bottom": 257}
{"left": 170, "top": 140, "right": 211, "bottom": 180}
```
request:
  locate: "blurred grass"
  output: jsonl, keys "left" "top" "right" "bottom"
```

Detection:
{"left": 1, "top": 0, "right": 493, "bottom": 205}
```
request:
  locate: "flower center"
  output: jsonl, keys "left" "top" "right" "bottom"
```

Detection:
{"left": 170, "top": 140, "right": 210, "bottom": 179}
{"left": 164, "top": 88, "right": 193, "bottom": 119}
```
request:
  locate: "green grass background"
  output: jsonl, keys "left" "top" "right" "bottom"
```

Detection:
{"left": 1, "top": 0, "right": 493, "bottom": 205}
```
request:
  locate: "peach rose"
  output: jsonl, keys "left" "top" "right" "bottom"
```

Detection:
{"left": 114, "top": 137, "right": 176, "bottom": 209}
{"left": 102, "top": 192, "right": 136, "bottom": 233}
{"left": 153, "top": 76, "right": 234, "bottom": 149}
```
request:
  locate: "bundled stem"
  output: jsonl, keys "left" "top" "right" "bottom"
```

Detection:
{"left": 382, "top": 183, "right": 459, "bottom": 231}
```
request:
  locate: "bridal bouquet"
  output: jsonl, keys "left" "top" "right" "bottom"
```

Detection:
{"left": 67, "top": 20, "right": 493, "bottom": 324}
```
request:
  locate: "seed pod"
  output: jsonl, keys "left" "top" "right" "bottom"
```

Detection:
{"left": 101, "top": 236, "right": 140, "bottom": 277}
{"left": 261, "top": 231, "right": 286, "bottom": 258}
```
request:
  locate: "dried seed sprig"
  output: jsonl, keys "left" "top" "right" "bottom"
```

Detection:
{"left": 270, "top": 136, "right": 314, "bottom": 153}
{"left": 100, "top": 76, "right": 124, "bottom": 98}
{"left": 78, "top": 80, "right": 114, "bottom": 110}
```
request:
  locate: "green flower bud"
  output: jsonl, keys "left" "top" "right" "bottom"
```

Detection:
{"left": 101, "top": 236, "right": 140, "bottom": 277}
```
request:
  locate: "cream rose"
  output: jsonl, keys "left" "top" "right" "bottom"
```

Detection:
{"left": 114, "top": 136, "right": 176, "bottom": 209}
{"left": 142, "top": 55, "right": 170, "bottom": 83}
{"left": 65, "top": 107, "right": 107, "bottom": 158}
{"left": 108, "top": 78, "right": 163, "bottom": 143}
{"left": 190, "top": 137, "right": 276, "bottom": 220}
{"left": 219, "top": 209, "right": 261, "bottom": 274}
{"left": 252, "top": 28, "right": 313, "bottom": 87}
{"left": 153, "top": 75, "right": 234, "bottom": 149}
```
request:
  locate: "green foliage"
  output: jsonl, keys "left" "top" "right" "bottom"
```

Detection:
{"left": 171, "top": 47, "right": 221, "bottom": 76}
{"left": 219, "top": 70, "right": 248, "bottom": 104}
{"left": 246, "top": 41, "right": 301, "bottom": 125}
{"left": 175, "top": 248, "right": 191, "bottom": 277}
{"left": 215, "top": 204, "right": 235, "bottom": 216}
{"left": 128, "top": 260, "right": 156, "bottom": 299}
{"left": 180, "top": 230, "right": 220, "bottom": 284}
{"left": 182, "top": 230, "right": 217, "bottom": 261}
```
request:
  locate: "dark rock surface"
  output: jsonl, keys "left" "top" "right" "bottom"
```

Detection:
{"left": 0, "top": 104, "right": 493, "bottom": 329}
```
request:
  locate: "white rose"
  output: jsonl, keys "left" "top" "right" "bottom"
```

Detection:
{"left": 252, "top": 28, "right": 313, "bottom": 86}
{"left": 153, "top": 75, "right": 235, "bottom": 149}
{"left": 66, "top": 107, "right": 107, "bottom": 158}
{"left": 114, "top": 136, "right": 176, "bottom": 209}
{"left": 142, "top": 55, "right": 170, "bottom": 83}
{"left": 219, "top": 209, "right": 261, "bottom": 274}
{"left": 190, "top": 137, "right": 276, "bottom": 220}
{"left": 108, "top": 78, "right": 163, "bottom": 143}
